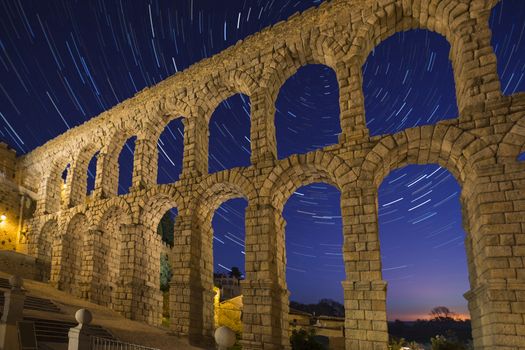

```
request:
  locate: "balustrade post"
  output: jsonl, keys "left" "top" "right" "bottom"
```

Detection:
{"left": 67, "top": 309, "right": 92, "bottom": 350}
{"left": 0, "top": 276, "right": 26, "bottom": 350}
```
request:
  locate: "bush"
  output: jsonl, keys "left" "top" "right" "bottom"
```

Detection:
{"left": 290, "top": 329, "right": 325, "bottom": 350}
{"left": 431, "top": 334, "right": 467, "bottom": 350}
{"left": 389, "top": 337, "right": 422, "bottom": 350}
{"left": 160, "top": 253, "right": 172, "bottom": 292}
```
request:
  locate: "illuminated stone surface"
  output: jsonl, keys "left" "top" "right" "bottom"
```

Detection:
{"left": 0, "top": 0, "right": 524, "bottom": 349}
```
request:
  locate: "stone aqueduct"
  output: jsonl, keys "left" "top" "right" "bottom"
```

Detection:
{"left": 1, "top": 0, "right": 524, "bottom": 348}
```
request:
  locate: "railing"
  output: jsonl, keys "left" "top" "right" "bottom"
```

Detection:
{"left": 91, "top": 336, "right": 160, "bottom": 350}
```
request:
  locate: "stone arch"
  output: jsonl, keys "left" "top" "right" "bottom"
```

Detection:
{"left": 192, "top": 73, "right": 254, "bottom": 123}
{"left": 140, "top": 186, "right": 184, "bottom": 228}
{"left": 133, "top": 101, "right": 189, "bottom": 186}
{"left": 37, "top": 219, "right": 58, "bottom": 282}
{"left": 261, "top": 151, "right": 356, "bottom": 212}
{"left": 259, "top": 152, "right": 352, "bottom": 297}
{"left": 359, "top": 124, "right": 496, "bottom": 295}
{"left": 194, "top": 169, "right": 254, "bottom": 224}
{"left": 59, "top": 212, "right": 88, "bottom": 295}
{"left": 223, "top": 69, "right": 257, "bottom": 97}
{"left": 188, "top": 169, "right": 253, "bottom": 340}
{"left": 43, "top": 155, "right": 72, "bottom": 214}
{"left": 68, "top": 142, "right": 101, "bottom": 206}
{"left": 96, "top": 126, "right": 137, "bottom": 197}
{"left": 498, "top": 115, "right": 525, "bottom": 160}
{"left": 88, "top": 203, "right": 132, "bottom": 308}
{"left": 263, "top": 38, "right": 343, "bottom": 96}
{"left": 348, "top": 0, "right": 500, "bottom": 115}
{"left": 261, "top": 40, "right": 351, "bottom": 157}
{"left": 359, "top": 125, "right": 495, "bottom": 190}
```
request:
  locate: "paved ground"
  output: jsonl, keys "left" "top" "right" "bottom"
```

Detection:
{"left": 0, "top": 271, "right": 206, "bottom": 350}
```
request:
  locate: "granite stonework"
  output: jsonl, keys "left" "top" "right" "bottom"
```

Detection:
{"left": 0, "top": 0, "right": 524, "bottom": 349}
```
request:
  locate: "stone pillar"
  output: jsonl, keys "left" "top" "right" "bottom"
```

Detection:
{"left": 169, "top": 208, "right": 213, "bottom": 345}
{"left": 111, "top": 224, "right": 162, "bottom": 325}
{"left": 78, "top": 229, "right": 103, "bottom": 303}
{"left": 181, "top": 110, "right": 208, "bottom": 178}
{"left": 341, "top": 186, "right": 388, "bottom": 349}
{"left": 67, "top": 309, "right": 92, "bottom": 350}
{"left": 65, "top": 151, "right": 94, "bottom": 207}
{"left": 40, "top": 169, "right": 61, "bottom": 215}
{"left": 249, "top": 88, "right": 277, "bottom": 164}
{"left": 450, "top": 12, "right": 501, "bottom": 116}
{"left": 112, "top": 224, "right": 140, "bottom": 319}
{"left": 461, "top": 163, "right": 525, "bottom": 349}
{"left": 0, "top": 276, "right": 26, "bottom": 350}
{"left": 49, "top": 233, "right": 63, "bottom": 289}
{"left": 92, "top": 151, "right": 116, "bottom": 199}
{"left": 132, "top": 136, "right": 158, "bottom": 190}
{"left": 337, "top": 59, "right": 369, "bottom": 142}
{"left": 241, "top": 204, "right": 290, "bottom": 350}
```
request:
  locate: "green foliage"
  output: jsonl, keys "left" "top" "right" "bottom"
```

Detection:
{"left": 290, "top": 329, "right": 325, "bottom": 350}
{"left": 431, "top": 334, "right": 467, "bottom": 350}
{"left": 160, "top": 253, "right": 172, "bottom": 292}
{"left": 157, "top": 211, "right": 175, "bottom": 247}
{"left": 229, "top": 266, "right": 242, "bottom": 279}
{"left": 290, "top": 299, "right": 344, "bottom": 317}
{"left": 388, "top": 337, "right": 406, "bottom": 350}
{"left": 389, "top": 337, "right": 421, "bottom": 350}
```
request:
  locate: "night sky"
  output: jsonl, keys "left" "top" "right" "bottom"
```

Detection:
{"left": 1, "top": 0, "right": 524, "bottom": 321}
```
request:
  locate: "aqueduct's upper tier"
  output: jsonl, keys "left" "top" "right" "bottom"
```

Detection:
{"left": 5, "top": 0, "right": 525, "bottom": 349}
{"left": 16, "top": 0, "right": 513, "bottom": 197}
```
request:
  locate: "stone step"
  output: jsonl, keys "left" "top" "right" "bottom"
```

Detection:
{"left": 24, "top": 316, "right": 114, "bottom": 344}
{"left": 0, "top": 292, "right": 62, "bottom": 314}
{"left": 0, "top": 277, "right": 9, "bottom": 289}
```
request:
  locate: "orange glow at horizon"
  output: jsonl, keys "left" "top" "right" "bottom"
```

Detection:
{"left": 388, "top": 312, "right": 471, "bottom": 322}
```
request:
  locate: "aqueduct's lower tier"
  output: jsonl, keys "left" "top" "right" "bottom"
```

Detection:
{"left": 13, "top": 95, "right": 525, "bottom": 349}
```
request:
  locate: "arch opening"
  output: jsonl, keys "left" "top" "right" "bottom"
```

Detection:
{"left": 211, "top": 197, "right": 248, "bottom": 335}
{"left": 60, "top": 164, "right": 70, "bottom": 207}
{"left": 208, "top": 94, "right": 251, "bottom": 173}
{"left": 61, "top": 214, "right": 88, "bottom": 296}
{"left": 157, "top": 117, "right": 184, "bottom": 184}
{"left": 363, "top": 30, "right": 458, "bottom": 136}
{"left": 378, "top": 164, "right": 472, "bottom": 346}
{"left": 93, "top": 207, "right": 130, "bottom": 308}
{"left": 283, "top": 183, "right": 345, "bottom": 341}
{"left": 117, "top": 136, "right": 136, "bottom": 195}
{"left": 519, "top": 152, "right": 525, "bottom": 162}
{"left": 275, "top": 64, "right": 340, "bottom": 159}
{"left": 86, "top": 152, "right": 98, "bottom": 195}
{"left": 156, "top": 207, "right": 177, "bottom": 325}
{"left": 38, "top": 220, "right": 57, "bottom": 282}
{"left": 490, "top": 0, "right": 525, "bottom": 95}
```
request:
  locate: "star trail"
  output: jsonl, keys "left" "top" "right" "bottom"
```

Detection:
{"left": 0, "top": 0, "right": 524, "bottom": 321}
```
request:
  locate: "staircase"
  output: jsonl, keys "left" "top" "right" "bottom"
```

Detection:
{"left": 24, "top": 316, "right": 114, "bottom": 344}
{"left": 0, "top": 276, "right": 115, "bottom": 346}
{"left": 0, "top": 291, "right": 62, "bottom": 314}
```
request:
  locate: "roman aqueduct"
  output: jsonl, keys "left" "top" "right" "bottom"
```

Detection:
{"left": 2, "top": 0, "right": 524, "bottom": 348}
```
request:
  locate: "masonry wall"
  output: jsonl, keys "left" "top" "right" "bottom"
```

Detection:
{"left": 2, "top": 0, "right": 524, "bottom": 349}
{"left": 0, "top": 143, "right": 21, "bottom": 250}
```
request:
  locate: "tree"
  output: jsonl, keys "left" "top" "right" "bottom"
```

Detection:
{"left": 157, "top": 211, "right": 175, "bottom": 247}
{"left": 160, "top": 253, "right": 172, "bottom": 292}
{"left": 229, "top": 266, "right": 242, "bottom": 280}
{"left": 430, "top": 306, "right": 455, "bottom": 321}
{"left": 290, "top": 329, "right": 324, "bottom": 350}
{"left": 430, "top": 334, "right": 467, "bottom": 350}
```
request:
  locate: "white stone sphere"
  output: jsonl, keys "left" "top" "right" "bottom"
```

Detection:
{"left": 75, "top": 308, "right": 93, "bottom": 325}
{"left": 9, "top": 275, "right": 23, "bottom": 289}
{"left": 214, "top": 326, "right": 236, "bottom": 348}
